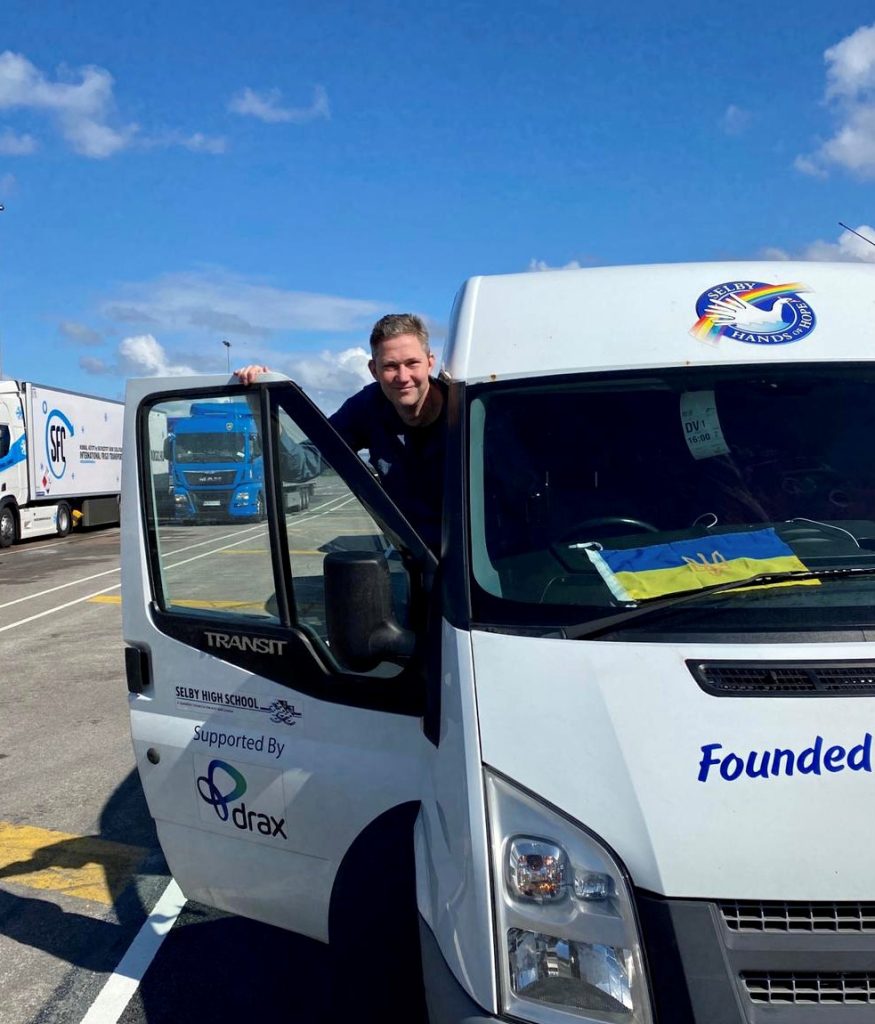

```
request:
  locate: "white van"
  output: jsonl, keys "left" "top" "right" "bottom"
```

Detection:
{"left": 123, "top": 263, "right": 875, "bottom": 1023}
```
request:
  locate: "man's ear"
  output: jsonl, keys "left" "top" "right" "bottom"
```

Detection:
{"left": 368, "top": 358, "right": 377, "bottom": 381}
{"left": 427, "top": 351, "right": 436, "bottom": 372}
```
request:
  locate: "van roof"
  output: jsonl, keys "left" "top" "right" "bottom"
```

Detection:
{"left": 441, "top": 261, "right": 875, "bottom": 384}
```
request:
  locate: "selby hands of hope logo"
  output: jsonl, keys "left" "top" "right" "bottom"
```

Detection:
{"left": 690, "top": 281, "right": 816, "bottom": 347}
{"left": 698, "top": 733, "right": 872, "bottom": 783}
{"left": 196, "top": 757, "right": 287, "bottom": 838}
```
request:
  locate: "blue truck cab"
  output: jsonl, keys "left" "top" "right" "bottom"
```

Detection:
{"left": 168, "top": 401, "right": 265, "bottom": 521}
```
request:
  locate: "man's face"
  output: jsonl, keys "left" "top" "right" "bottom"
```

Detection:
{"left": 369, "top": 333, "right": 435, "bottom": 414}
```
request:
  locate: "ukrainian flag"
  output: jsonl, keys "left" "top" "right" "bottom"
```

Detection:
{"left": 586, "top": 528, "right": 814, "bottom": 602}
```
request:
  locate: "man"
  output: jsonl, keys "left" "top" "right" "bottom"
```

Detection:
{"left": 235, "top": 313, "right": 446, "bottom": 553}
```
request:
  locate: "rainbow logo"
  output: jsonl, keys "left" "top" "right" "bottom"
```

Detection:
{"left": 690, "top": 280, "right": 816, "bottom": 345}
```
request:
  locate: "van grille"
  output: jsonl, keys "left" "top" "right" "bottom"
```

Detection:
{"left": 689, "top": 661, "right": 875, "bottom": 697}
{"left": 743, "top": 972, "right": 875, "bottom": 1005}
{"left": 721, "top": 901, "right": 875, "bottom": 933}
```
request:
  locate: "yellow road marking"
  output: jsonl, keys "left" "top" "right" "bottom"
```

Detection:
{"left": 217, "top": 548, "right": 325, "bottom": 555}
{"left": 0, "top": 821, "right": 147, "bottom": 905}
{"left": 90, "top": 595, "right": 269, "bottom": 610}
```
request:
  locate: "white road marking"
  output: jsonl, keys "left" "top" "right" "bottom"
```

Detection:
{"left": 0, "top": 490, "right": 359, "bottom": 630}
{"left": 0, "top": 523, "right": 267, "bottom": 610}
{"left": 78, "top": 879, "right": 186, "bottom": 1024}
{"left": 0, "top": 567, "right": 122, "bottom": 610}
{"left": 0, "top": 583, "right": 122, "bottom": 632}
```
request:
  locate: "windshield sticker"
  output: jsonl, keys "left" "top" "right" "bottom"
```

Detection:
{"left": 585, "top": 528, "right": 815, "bottom": 602}
{"left": 680, "top": 391, "right": 730, "bottom": 460}
{"left": 690, "top": 281, "right": 816, "bottom": 346}
{"left": 698, "top": 734, "right": 872, "bottom": 783}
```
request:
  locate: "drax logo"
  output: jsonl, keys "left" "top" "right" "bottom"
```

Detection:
{"left": 196, "top": 758, "right": 287, "bottom": 839}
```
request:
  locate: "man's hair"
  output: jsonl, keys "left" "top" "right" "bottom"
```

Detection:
{"left": 369, "top": 313, "right": 430, "bottom": 355}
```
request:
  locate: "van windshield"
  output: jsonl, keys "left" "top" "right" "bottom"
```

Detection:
{"left": 468, "top": 365, "right": 875, "bottom": 636}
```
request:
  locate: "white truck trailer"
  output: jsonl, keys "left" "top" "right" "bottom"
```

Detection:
{"left": 0, "top": 380, "right": 123, "bottom": 546}
{"left": 123, "top": 263, "right": 875, "bottom": 1023}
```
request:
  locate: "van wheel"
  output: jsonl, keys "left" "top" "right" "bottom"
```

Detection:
{"left": 56, "top": 502, "right": 72, "bottom": 537}
{"left": 0, "top": 506, "right": 17, "bottom": 548}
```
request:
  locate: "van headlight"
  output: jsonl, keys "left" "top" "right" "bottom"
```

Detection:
{"left": 486, "top": 771, "right": 652, "bottom": 1023}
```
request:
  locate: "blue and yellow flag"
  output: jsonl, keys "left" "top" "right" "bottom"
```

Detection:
{"left": 586, "top": 528, "right": 814, "bottom": 602}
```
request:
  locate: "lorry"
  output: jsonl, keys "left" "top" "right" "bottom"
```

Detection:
{"left": 123, "top": 262, "right": 875, "bottom": 1023}
{"left": 165, "top": 400, "right": 266, "bottom": 522}
{"left": 0, "top": 379, "right": 122, "bottom": 547}
{"left": 165, "top": 400, "right": 317, "bottom": 523}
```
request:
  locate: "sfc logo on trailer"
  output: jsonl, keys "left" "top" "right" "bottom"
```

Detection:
{"left": 44, "top": 405, "right": 75, "bottom": 479}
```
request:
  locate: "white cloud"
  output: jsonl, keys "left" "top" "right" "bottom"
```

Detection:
{"left": 720, "top": 104, "right": 751, "bottom": 136}
{"left": 0, "top": 51, "right": 224, "bottom": 159}
{"left": 528, "top": 258, "right": 583, "bottom": 272}
{"left": 825, "top": 23, "right": 875, "bottom": 99}
{"left": 59, "top": 319, "right": 102, "bottom": 345}
{"left": 0, "top": 171, "right": 15, "bottom": 194}
{"left": 178, "top": 132, "right": 227, "bottom": 154}
{"left": 80, "top": 332, "right": 377, "bottom": 413}
{"left": 118, "top": 334, "right": 198, "bottom": 376}
{"left": 0, "top": 51, "right": 137, "bottom": 157}
{"left": 228, "top": 85, "right": 330, "bottom": 124}
{"left": 101, "top": 269, "right": 387, "bottom": 337}
{"left": 797, "top": 23, "right": 875, "bottom": 177}
{"left": 0, "top": 129, "right": 37, "bottom": 155}
{"left": 761, "top": 224, "right": 875, "bottom": 262}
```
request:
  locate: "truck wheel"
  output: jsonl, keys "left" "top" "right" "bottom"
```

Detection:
{"left": 256, "top": 492, "right": 265, "bottom": 522}
{"left": 56, "top": 502, "right": 72, "bottom": 537}
{"left": 0, "top": 506, "right": 17, "bottom": 548}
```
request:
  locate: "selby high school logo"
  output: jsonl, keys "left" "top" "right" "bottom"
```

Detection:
{"left": 690, "top": 281, "right": 816, "bottom": 346}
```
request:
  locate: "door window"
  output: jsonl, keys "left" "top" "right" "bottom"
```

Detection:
{"left": 145, "top": 396, "right": 279, "bottom": 623}
{"left": 140, "top": 388, "right": 418, "bottom": 686}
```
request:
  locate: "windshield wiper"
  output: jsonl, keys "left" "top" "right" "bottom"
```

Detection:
{"left": 564, "top": 566, "right": 875, "bottom": 640}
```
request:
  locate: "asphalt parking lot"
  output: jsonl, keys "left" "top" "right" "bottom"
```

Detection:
{"left": 0, "top": 478, "right": 382, "bottom": 1024}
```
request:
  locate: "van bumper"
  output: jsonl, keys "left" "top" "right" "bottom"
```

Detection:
{"left": 419, "top": 915, "right": 497, "bottom": 1023}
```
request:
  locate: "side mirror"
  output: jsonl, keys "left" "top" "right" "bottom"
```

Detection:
{"left": 324, "top": 552, "right": 415, "bottom": 672}
{"left": 163, "top": 435, "right": 174, "bottom": 460}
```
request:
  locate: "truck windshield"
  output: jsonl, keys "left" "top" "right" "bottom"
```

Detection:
{"left": 175, "top": 432, "right": 246, "bottom": 463}
{"left": 468, "top": 364, "right": 875, "bottom": 637}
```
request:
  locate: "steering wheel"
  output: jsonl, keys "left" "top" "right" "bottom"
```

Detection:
{"left": 560, "top": 516, "right": 660, "bottom": 543}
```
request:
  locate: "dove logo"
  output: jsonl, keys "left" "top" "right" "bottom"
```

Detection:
{"left": 691, "top": 281, "right": 816, "bottom": 346}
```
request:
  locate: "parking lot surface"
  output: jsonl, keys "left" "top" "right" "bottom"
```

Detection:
{"left": 0, "top": 478, "right": 393, "bottom": 1024}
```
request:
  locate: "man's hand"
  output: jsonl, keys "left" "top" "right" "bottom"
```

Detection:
{"left": 234, "top": 364, "right": 270, "bottom": 385}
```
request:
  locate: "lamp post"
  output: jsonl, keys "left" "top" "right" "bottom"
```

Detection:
{"left": 222, "top": 339, "right": 231, "bottom": 373}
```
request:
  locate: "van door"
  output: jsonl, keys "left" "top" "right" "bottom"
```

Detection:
{"left": 122, "top": 376, "right": 438, "bottom": 942}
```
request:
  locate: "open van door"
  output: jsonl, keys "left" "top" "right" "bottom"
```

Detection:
{"left": 122, "top": 374, "right": 438, "bottom": 944}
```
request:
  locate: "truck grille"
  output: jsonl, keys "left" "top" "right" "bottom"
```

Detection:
{"left": 743, "top": 972, "right": 875, "bottom": 1005}
{"left": 191, "top": 489, "right": 232, "bottom": 512}
{"left": 184, "top": 470, "right": 236, "bottom": 487}
{"left": 721, "top": 901, "right": 875, "bottom": 933}
{"left": 689, "top": 660, "right": 875, "bottom": 697}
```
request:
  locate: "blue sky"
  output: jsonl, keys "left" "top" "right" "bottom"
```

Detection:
{"left": 1, "top": 0, "right": 875, "bottom": 410}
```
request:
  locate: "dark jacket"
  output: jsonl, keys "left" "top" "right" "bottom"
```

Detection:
{"left": 280, "top": 379, "right": 446, "bottom": 553}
